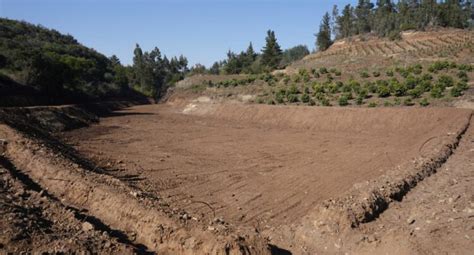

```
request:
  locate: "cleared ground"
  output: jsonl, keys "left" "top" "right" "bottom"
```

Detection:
{"left": 65, "top": 102, "right": 470, "bottom": 235}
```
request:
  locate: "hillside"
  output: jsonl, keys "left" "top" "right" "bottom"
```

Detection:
{"left": 0, "top": 18, "right": 143, "bottom": 106}
{"left": 287, "top": 28, "right": 473, "bottom": 74}
{"left": 173, "top": 28, "right": 473, "bottom": 109}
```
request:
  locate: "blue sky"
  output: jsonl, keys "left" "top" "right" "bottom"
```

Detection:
{"left": 0, "top": 0, "right": 356, "bottom": 67}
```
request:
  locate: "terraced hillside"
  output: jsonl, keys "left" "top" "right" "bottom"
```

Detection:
{"left": 287, "top": 28, "right": 473, "bottom": 73}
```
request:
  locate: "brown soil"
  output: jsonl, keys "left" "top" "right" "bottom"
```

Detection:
{"left": 0, "top": 160, "right": 135, "bottom": 254}
{"left": 63, "top": 101, "right": 472, "bottom": 253}
{"left": 353, "top": 116, "right": 474, "bottom": 254}
{"left": 1, "top": 98, "right": 472, "bottom": 254}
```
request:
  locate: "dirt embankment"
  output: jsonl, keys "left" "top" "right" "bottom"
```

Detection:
{"left": 65, "top": 100, "right": 472, "bottom": 253}
{"left": 0, "top": 103, "right": 270, "bottom": 254}
{"left": 1, "top": 99, "right": 473, "bottom": 254}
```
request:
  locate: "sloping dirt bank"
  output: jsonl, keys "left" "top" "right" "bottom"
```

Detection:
{"left": 65, "top": 101, "right": 472, "bottom": 253}
{"left": 0, "top": 104, "right": 270, "bottom": 254}
{"left": 0, "top": 159, "right": 136, "bottom": 253}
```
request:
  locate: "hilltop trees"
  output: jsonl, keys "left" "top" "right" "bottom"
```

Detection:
{"left": 131, "top": 44, "right": 188, "bottom": 97}
{"left": 280, "top": 45, "right": 310, "bottom": 67}
{"left": 316, "top": 12, "right": 333, "bottom": 50}
{"left": 219, "top": 31, "right": 291, "bottom": 74}
{"left": 355, "top": 0, "right": 374, "bottom": 34}
{"left": 317, "top": 0, "right": 473, "bottom": 50}
{"left": 261, "top": 30, "right": 283, "bottom": 70}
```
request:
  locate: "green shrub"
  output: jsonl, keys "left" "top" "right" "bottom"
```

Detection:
{"left": 319, "top": 67, "right": 328, "bottom": 74}
{"left": 438, "top": 75, "right": 454, "bottom": 88}
{"left": 360, "top": 71, "right": 370, "bottom": 78}
{"left": 384, "top": 101, "right": 393, "bottom": 107}
{"left": 266, "top": 98, "right": 275, "bottom": 105}
{"left": 287, "top": 93, "right": 299, "bottom": 103}
{"left": 408, "top": 64, "right": 422, "bottom": 75}
{"left": 313, "top": 83, "right": 324, "bottom": 94}
{"left": 419, "top": 80, "right": 432, "bottom": 92}
{"left": 394, "top": 97, "right": 401, "bottom": 105}
{"left": 457, "top": 70, "right": 468, "bottom": 82}
{"left": 386, "top": 69, "right": 394, "bottom": 77}
{"left": 329, "top": 68, "right": 337, "bottom": 74}
{"left": 458, "top": 64, "right": 473, "bottom": 72}
{"left": 421, "top": 73, "right": 433, "bottom": 81}
{"left": 368, "top": 102, "right": 377, "bottom": 107}
{"left": 342, "top": 83, "right": 352, "bottom": 93}
{"left": 301, "top": 93, "right": 310, "bottom": 103}
{"left": 403, "top": 98, "right": 414, "bottom": 106}
{"left": 287, "top": 84, "right": 299, "bottom": 94}
{"left": 456, "top": 81, "right": 469, "bottom": 91}
{"left": 377, "top": 85, "right": 391, "bottom": 97}
{"left": 275, "top": 91, "right": 285, "bottom": 103}
{"left": 338, "top": 95, "right": 349, "bottom": 106}
{"left": 372, "top": 71, "right": 381, "bottom": 77}
{"left": 320, "top": 96, "right": 330, "bottom": 106}
{"left": 303, "top": 86, "right": 310, "bottom": 94}
{"left": 450, "top": 86, "right": 463, "bottom": 97}
{"left": 292, "top": 74, "right": 301, "bottom": 83}
{"left": 358, "top": 88, "right": 369, "bottom": 99}
{"left": 408, "top": 86, "right": 423, "bottom": 98}
{"left": 404, "top": 75, "right": 418, "bottom": 89}
{"left": 345, "top": 92, "right": 354, "bottom": 100}
{"left": 430, "top": 85, "right": 445, "bottom": 98}
{"left": 297, "top": 69, "right": 310, "bottom": 82}
{"left": 429, "top": 61, "right": 450, "bottom": 72}
{"left": 308, "top": 99, "right": 316, "bottom": 106}
{"left": 390, "top": 79, "right": 407, "bottom": 97}
{"left": 328, "top": 83, "right": 339, "bottom": 94}
{"left": 366, "top": 82, "right": 377, "bottom": 93}
{"left": 398, "top": 68, "right": 409, "bottom": 78}
{"left": 326, "top": 74, "right": 334, "bottom": 82}
{"left": 334, "top": 70, "right": 342, "bottom": 76}
{"left": 350, "top": 80, "right": 361, "bottom": 94}
{"left": 419, "top": 98, "right": 430, "bottom": 107}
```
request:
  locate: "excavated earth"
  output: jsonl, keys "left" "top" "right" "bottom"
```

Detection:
{"left": 0, "top": 100, "right": 473, "bottom": 254}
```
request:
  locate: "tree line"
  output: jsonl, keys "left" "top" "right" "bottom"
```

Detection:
{"left": 190, "top": 30, "right": 310, "bottom": 76}
{"left": 317, "top": 0, "right": 473, "bottom": 51}
{"left": 0, "top": 18, "right": 190, "bottom": 102}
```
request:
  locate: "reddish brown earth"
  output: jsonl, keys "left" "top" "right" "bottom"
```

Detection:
{"left": 0, "top": 100, "right": 472, "bottom": 254}
{"left": 0, "top": 163, "right": 135, "bottom": 254}
{"left": 63, "top": 102, "right": 472, "bottom": 252}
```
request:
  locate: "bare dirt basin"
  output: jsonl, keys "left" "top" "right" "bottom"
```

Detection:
{"left": 64, "top": 103, "right": 471, "bottom": 238}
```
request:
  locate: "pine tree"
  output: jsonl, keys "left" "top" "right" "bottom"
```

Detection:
{"left": 331, "top": 5, "right": 340, "bottom": 38}
{"left": 209, "top": 61, "right": 221, "bottom": 75}
{"left": 337, "top": 5, "right": 355, "bottom": 38}
{"left": 374, "top": 0, "right": 397, "bottom": 37}
{"left": 242, "top": 42, "right": 257, "bottom": 73}
{"left": 109, "top": 55, "right": 121, "bottom": 66}
{"left": 261, "top": 30, "right": 282, "bottom": 70}
{"left": 317, "top": 12, "right": 333, "bottom": 51}
{"left": 355, "top": 0, "right": 374, "bottom": 34}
